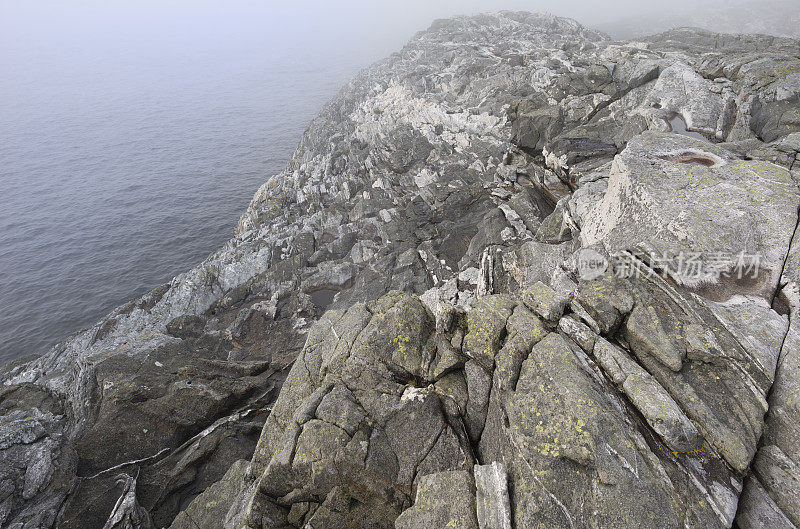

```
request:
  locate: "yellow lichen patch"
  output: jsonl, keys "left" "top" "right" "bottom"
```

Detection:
{"left": 773, "top": 61, "right": 800, "bottom": 77}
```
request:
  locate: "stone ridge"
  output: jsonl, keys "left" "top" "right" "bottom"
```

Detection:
{"left": 1, "top": 10, "right": 800, "bottom": 529}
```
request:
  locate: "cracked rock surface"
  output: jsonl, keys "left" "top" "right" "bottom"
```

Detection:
{"left": 2, "top": 11, "right": 800, "bottom": 529}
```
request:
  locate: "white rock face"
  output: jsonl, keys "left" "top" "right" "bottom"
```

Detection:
{"left": 474, "top": 462, "right": 512, "bottom": 529}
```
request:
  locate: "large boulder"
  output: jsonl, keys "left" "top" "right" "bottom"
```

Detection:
{"left": 582, "top": 132, "right": 800, "bottom": 300}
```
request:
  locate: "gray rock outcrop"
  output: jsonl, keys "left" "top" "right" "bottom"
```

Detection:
{"left": 2, "top": 10, "right": 799, "bottom": 529}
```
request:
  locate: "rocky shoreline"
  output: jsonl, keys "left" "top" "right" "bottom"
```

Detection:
{"left": 2, "top": 11, "right": 799, "bottom": 529}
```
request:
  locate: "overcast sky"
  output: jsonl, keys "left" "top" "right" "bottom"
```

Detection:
{"left": 0, "top": 0, "right": 755, "bottom": 24}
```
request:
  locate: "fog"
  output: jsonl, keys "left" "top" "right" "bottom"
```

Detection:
{"left": 0, "top": 1, "right": 779, "bottom": 66}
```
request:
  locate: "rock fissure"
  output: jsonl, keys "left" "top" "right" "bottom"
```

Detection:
{"left": 82, "top": 448, "right": 171, "bottom": 482}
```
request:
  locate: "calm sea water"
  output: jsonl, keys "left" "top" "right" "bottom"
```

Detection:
{"left": 0, "top": 5, "right": 396, "bottom": 365}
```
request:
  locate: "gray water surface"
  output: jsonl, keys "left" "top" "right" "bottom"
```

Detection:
{"left": 0, "top": 5, "right": 387, "bottom": 365}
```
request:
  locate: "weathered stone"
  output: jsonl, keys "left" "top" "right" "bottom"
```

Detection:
{"left": 479, "top": 332, "right": 723, "bottom": 529}
{"left": 520, "top": 281, "right": 568, "bottom": 322}
{"left": 582, "top": 132, "right": 800, "bottom": 301}
{"left": 509, "top": 93, "right": 565, "bottom": 154}
{"left": 463, "top": 296, "right": 516, "bottom": 371}
{"left": 237, "top": 292, "right": 475, "bottom": 528}
{"left": 168, "top": 460, "right": 255, "bottom": 529}
{"left": 736, "top": 476, "right": 797, "bottom": 529}
{"left": 101, "top": 474, "right": 154, "bottom": 529}
{"left": 558, "top": 316, "right": 597, "bottom": 353}
{"left": 743, "top": 322, "right": 800, "bottom": 526}
{"left": 751, "top": 445, "right": 800, "bottom": 525}
{"left": 573, "top": 274, "right": 634, "bottom": 334}
{"left": 464, "top": 361, "right": 492, "bottom": 445}
{"left": 622, "top": 373, "right": 701, "bottom": 452}
{"left": 315, "top": 385, "right": 365, "bottom": 437}
{"left": 626, "top": 304, "right": 683, "bottom": 372}
{"left": 493, "top": 305, "right": 548, "bottom": 392}
{"left": 394, "top": 471, "right": 479, "bottom": 529}
{"left": 621, "top": 280, "right": 773, "bottom": 474}
{"left": 751, "top": 95, "right": 800, "bottom": 143}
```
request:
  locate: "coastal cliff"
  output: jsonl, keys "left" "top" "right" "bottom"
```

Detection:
{"left": 2, "top": 11, "right": 800, "bottom": 529}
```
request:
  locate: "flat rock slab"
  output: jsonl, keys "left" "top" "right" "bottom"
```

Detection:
{"left": 582, "top": 131, "right": 800, "bottom": 300}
